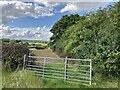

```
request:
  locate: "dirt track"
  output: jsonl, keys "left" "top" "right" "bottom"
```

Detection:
{"left": 29, "top": 49, "right": 63, "bottom": 63}
{"left": 30, "top": 49, "right": 59, "bottom": 58}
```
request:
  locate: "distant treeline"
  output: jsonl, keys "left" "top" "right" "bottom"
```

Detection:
{"left": 1, "top": 38, "right": 49, "bottom": 43}
{"left": 1, "top": 39, "right": 48, "bottom": 49}
{"left": 49, "top": 2, "right": 120, "bottom": 76}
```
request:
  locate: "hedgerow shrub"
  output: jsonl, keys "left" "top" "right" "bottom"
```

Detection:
{"left": 2, "top": 43, "right": 30, "bottom": 72}
{"left": 49, "top": 2, "right": 120, "bottom": 77}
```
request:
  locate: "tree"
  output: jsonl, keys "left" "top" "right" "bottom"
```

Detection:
{"left": 49, "top": 14, "right": 80, "bottom": 52}
{"left": 49, "top": 1, "right": 120, "bottom": 76}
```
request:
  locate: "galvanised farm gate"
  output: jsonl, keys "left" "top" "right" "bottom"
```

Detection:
{"left": 23, "top": 54, "right": 92, "bottom": 86}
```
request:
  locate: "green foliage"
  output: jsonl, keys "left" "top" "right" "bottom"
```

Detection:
{"left": 2, "top": 43, "right": 30, "bottom": 72}
{"left": 22, "top": 42, "right": 29, "bottom": 47}
{"left": 49, "top": 14, "right": 80, "bottom": 50}
{"left": 49, "top": 2, "right": 120, "bottom": 76}
{"left": 1, "top": 38, "right": 10, "bottom": 43}
{"left": 64, "top": 40, "right": 79, "bottom": 57}
{"left": 34, "top": 44, "right": 47, "bottom": 49}
{"left": 29, "top": 43, "right": 47, "bottom": 49}
{"left": 20, "top": 41, "right": 48, "bottom": 49}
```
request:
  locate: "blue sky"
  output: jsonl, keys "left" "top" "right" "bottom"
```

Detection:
{"left": 7, "top": 2, "right": 113, "bottom": 28}
{"left": 0, "top": 0, "right": 118, "bottom": 41}
{"left": 7, "top": 3, "right": 87, "bottom": 28}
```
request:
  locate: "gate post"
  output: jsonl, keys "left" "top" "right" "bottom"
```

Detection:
{"left": 29, "top": 53, "right": 31, "bottom": 61}
{"left": 64, "top": 57, "right": 68, "bottom": 80}
{"left": 23, "top": 54, "right": 27, "bottom": 70}
{"left": 90, "top": 59, "right": 92, "bottom": 85}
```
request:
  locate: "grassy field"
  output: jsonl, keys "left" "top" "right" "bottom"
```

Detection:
{"left": 28, "top": 42, "right": 48, "bottom": 46}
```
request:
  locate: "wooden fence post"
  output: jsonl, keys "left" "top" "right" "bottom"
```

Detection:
{"left": 23, "top": 54, "right": 26, "bottom": 70}
{"left": 64, "top": 57, "right": 68, "bottom": 80}
{"left": 43, "top": 58, "right": 46, "bottom": 77}
{"left": 89, "top": 59, "right": 92, "bottom": 85}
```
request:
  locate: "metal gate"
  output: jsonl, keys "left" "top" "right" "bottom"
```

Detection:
{"left": 23, "top": 55, "right": 92, "bottom": 86}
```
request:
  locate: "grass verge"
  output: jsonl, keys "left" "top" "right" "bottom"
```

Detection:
{"left": 2, "top": 70, "right": 118, "bottom": 88}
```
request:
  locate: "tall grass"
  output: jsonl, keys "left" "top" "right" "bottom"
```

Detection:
{"left": 2, "top": 70, "right": 118, "bottom": 88}
{"left": 2, "top": 70, "right": 83, "bottom": 88}
{"left": 2, "top": 70, "right": 43, "bottom": 88}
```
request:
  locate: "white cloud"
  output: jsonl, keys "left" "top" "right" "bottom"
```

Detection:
{"left": 34, "top": 0, "right": 113, "bottom": 13}
{"left": 1, "top": 1, "right": 54, "bottom": 24}
{"left": 60, "top": 2, "right": 111, "bottom": 13}
{"left": 34, "top": 0, "right": 59, "bottom": 7}
{"left": 60, "top": 3, "right": 79, "bottom": 13}
{"left": 0, "top": 25, "right": 52, "bottom": 41}
{"left": 34, "top": 0, "right": 117, "bottom": 2}
{"left": 1, "top": 0, "right": 116, "bottom": 24}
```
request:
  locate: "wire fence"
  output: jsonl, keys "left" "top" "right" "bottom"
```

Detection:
{"left": 23, "top": 54, "right": 92, "bottom": 86}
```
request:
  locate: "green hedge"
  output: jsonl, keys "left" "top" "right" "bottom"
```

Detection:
{"left": 2, "top": 43, "right": 30, "bottom": 72}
